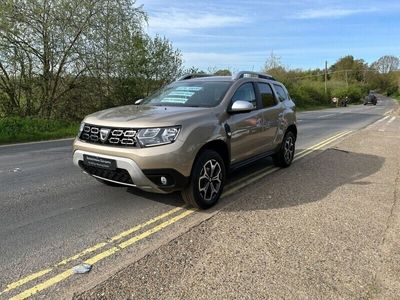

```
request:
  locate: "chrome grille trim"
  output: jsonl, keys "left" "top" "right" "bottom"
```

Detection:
{"left": 121, "top": 138, "right": 135, "bottom": 145}
{"left": 80, "top": 124, "right": 138, "bottom": 147}
{"left": 112, "top": 130, "right": 123, "bottom": 136}
{"left": 124, "top": 130, "right": 136, "bottom": 137}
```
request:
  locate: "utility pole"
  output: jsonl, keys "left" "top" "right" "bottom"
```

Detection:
{"left": 324, "top": 61, "right": 328, "bottom": 95}
{"left": 345, "top": 70, "right": 349, "bottom": 87}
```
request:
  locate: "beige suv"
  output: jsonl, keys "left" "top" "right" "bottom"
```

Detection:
{"left": 73, "top": 71, "right": 297, "bottom": 208}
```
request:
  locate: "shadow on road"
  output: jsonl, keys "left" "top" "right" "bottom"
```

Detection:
{"left": 224, "top": 148, "right": 385, "bottom": 212}
{"left": 122, "top": 147, "right": 384, "bottom": 212}
{"left": 126, "top": 187, "right": 184, "bottom": 207}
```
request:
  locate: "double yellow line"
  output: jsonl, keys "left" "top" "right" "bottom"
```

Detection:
{"left": 295, "top": 130, "right": 352, "bottom": 160}
{"left": 3, "top": 207, "right": 195, "bottom": 300}
{"left": 2, "top": 130, "right": 352, "bottom": 299}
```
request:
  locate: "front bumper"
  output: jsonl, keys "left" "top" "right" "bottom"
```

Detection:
{"left": 73, "top": 150, "right": 179, "bottom": 194}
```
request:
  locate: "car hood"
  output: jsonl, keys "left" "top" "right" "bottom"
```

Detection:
{"left": 84, "top": 105, "right": 214, "bottom": 128}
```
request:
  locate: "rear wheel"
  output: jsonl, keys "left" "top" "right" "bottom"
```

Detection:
{"left": 181, "top": 150, "right": 225, "bottom": 209}
{"left": 273, "top": 131, "right": 295, "bottom": 168}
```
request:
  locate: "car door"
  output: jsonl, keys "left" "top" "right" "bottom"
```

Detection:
{"left": 227, "top": 82, "right": 266, "bottom": 164}
{"left": 256, "top": 82, "right": 285, "bottom": 151}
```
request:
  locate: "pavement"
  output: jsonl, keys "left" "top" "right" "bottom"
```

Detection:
{"left": 75, "top": 102, "right": 400, "bottom": 299}
{"left": 0, "top": 96, "right": 397, "bottom": 299}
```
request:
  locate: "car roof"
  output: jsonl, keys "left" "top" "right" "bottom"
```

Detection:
{"left": 177, "top": 71, "right": 277, "bottom": 83}
{"left": 185, "top": 76, "right": 233, "bottom": 82}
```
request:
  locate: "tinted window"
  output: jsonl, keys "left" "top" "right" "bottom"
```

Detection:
{"left": 273, "top": 84, "right": 288, "bottom": 102}
{"left": 232, "top": 83, "right": 256, "bottom": 108}
{"left": 142, "top": 81, "right": 232, "bottom": 107}
{"left": 258, "top": 83, "right": 277, "bottom": 108}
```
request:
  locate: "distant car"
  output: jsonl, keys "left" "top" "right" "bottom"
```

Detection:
{"left": 364, "top": 93, "right": 377, "bottom": 105}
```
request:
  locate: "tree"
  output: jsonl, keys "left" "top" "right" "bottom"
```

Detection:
{"left": 0, "top": 0, "right": 146, "bottom": 117}
{"left": 214, "top": 69, "right": 231, "bottom": 76}
{"left": 116, "top": 34, "right": 183, "bottom": 103}
{"left": 83, "top": 0, "right": 146, "bottom": 108}
{"left": 330, "top": 55, "right": 367, "bottom": 84}
{"left": 264, "top": 51, "right": 283, "bottom": 71}
{"left": 371, "top": 55, "right": 400, "bottom": 74}
{"left": 183, "top": 67, "right": 206, "bottom": 75}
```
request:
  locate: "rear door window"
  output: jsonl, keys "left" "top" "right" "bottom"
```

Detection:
{"left": 257, "top": 83, "right": 277, "bottom": 108}
{"left": 273, "top": 84, "right": 288, "bottom": 102}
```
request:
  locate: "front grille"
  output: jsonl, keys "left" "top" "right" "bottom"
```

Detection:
{"left": 80, "top": 124, "right": 138, "bottom": 147}
{"left": 79, "top": 162, "right": 134, "bottom": 185}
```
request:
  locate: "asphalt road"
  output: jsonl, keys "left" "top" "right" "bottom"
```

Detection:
{"left": 0, "top": 96, "right": 395, "bottom": 299}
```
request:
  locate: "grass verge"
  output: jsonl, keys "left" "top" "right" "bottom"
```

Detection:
{"left": 0, "top": 117, "right": 78, "bottom": 144}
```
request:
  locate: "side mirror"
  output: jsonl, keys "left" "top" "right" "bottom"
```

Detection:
{"left": 229, "top": 100, "right": 254, "bottom": 113}
{"left": 135, "top": 99, "right": 143, "bottom": 105}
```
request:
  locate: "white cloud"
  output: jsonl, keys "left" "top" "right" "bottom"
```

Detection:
{"left": 293, "top": 7, "right": 378, "bottom": 19}
{"left": 147, "top": 11, "right": 247, "bottom": 35}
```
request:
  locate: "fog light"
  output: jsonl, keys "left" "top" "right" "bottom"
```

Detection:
{"left": 160, "top": 176, "right": 168, "bottom": 185}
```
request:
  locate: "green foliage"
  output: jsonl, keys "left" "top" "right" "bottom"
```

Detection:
{"left": 332, "top": 85, "right": 364, "bottom": 103}
{"left": 214, "top": 69, "right": 232, "bottom": 76}
{"left": 289, "top": 80, "right": 330, "bottom": 108}
{"left": 0, "top": 0, "right": 182, "bottom": 120}
{"left": 0, "top": 117, "right": 78, "bottom": 144}
{"left": 330, "top": 55, "right": 367, "bottom": 83}
{"left": 263, "top": 54, "right": 399, "bottom": 108}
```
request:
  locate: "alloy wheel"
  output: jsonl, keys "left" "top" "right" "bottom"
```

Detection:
{"left": 198, "top": 159, "right": 222, "bottom": 201}
{"left": 284, "top": 136, "right": 294, "bottom": 163}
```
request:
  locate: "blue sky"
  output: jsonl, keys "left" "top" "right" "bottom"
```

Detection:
{"left": 136, "top": 0, "right": 400, "bottom": 71}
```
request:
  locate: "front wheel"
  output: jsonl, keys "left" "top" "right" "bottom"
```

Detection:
{"left": 273, "top": 131, "right": 296, "bottom": 168}
{"left": 181, "top": 150, "right": 226, "bottom": 209}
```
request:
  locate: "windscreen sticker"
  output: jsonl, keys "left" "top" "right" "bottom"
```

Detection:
{"left": 160, "top": 97, "right": 188, "bottom": 103}
{"left": 176, "top": 86, "right": 203, "bottom": 91}
{"left": 168, "top": 91, "right": 195, "bottom": 97}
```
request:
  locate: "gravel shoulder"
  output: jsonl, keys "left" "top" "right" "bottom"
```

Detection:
{"left": 76, "top": 109, "right": 400, "bottom": 300}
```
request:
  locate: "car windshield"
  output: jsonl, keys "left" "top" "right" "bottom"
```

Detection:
{"left": 141, "top": 81, "right": 232, "bottom": 107}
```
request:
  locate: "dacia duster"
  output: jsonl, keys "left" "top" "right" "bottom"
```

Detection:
{"left": 73, "top": 71, "right": 297, "bottom": 208}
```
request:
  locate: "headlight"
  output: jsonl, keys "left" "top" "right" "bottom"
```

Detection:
{"left": 78, "top": 122, "right": 85, "bottom": 136}
{"left": 137, "top": 126, "right": 180, "bottom": 147}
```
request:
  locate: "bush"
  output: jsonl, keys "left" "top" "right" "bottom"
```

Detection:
{"left": 332, "top": 85, "right": 364, "bottom": 103}
{"left": 0, "top": 117, "right": 78, "bottom": 144}
{"left": 289, "top": 80, "right": 330, "bottom": 108}
{"left": 386, "top": 84, "right": 399, "bottom": 96}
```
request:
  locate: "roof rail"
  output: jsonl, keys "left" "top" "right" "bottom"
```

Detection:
{"left": 176, "top": 74, "right": 213, "bottom": 81}
{"left": 232, "top": 71, "right": 275, "bottom": 81}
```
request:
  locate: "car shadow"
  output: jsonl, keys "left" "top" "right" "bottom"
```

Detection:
{"left": 123, "top": 147, "right": 384, "bottom": 212}
{"left": 223, "top": 148, "right": 385, "bottom": 212}
{"left": 126, "top": 187, "right": 184, "bottom": 207}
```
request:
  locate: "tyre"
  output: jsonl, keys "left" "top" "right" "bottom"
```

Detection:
{"left": 96, "top": 178, "right": 124, "bottom": 187}
{"left": 181, "top": 150, "right": 226, "bottom": 209}
{"left": 273, "top": 131, "right": 296, "bottom": 168}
